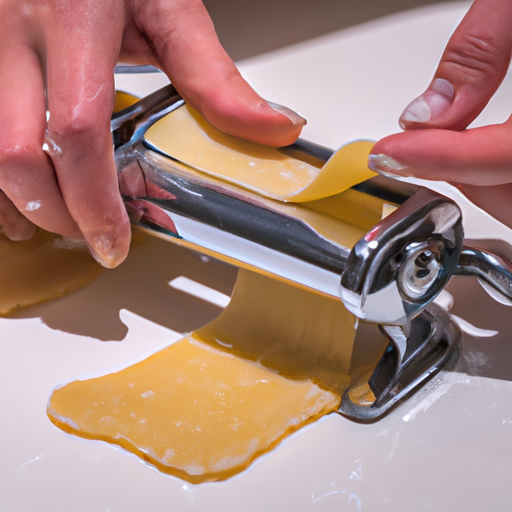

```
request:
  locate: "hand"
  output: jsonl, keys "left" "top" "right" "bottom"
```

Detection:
{"left": 0, "top": 0, "right": 306, "bottom": 266}
{"left": 368, "top": 0, "right": 512, "bottom": 229}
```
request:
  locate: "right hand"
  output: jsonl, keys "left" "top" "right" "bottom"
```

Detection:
{"left": 369, "top": 0, "right": 512, "bottom": 229}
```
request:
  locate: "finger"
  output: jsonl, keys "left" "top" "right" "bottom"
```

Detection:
{"left": 399, "top": 0, "right": 512, "bottom": 131}
{"left": 369, "top": 119, "right": 512, "bottom": 186}
{"left": 459, "top": 182, "right": 512, "bottom": 231}
{"left": 136, "top": 0, "right": 306, "bottom": 147}
{"left": 0, "top": 190, "right": 37, "bottom": 241}
{"left": 45, "top": 1, "right": 131, "bottom": 268}
{"left": 0, "top": 40, "right": 81, "bottom": 238}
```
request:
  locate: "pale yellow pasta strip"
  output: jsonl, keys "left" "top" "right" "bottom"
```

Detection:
{"left": 291, "top": 139, "right": 376, "bottom": 201}
{"left": 144, "top": 105, "right": 376, "bottom": 202}
{"left": 47, "top": 270, "right": 356, "bottom": 483}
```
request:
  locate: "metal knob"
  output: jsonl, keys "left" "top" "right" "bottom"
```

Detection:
{"left": 340, "top": 188, "right": 464, "bottom": 325}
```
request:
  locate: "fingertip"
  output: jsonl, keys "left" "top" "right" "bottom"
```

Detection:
{"left": 370, "top": 124, "right": 512, "bottom": 186}
{"left": 369, "top": 132, "right": 420, "bottom": 178}
{"left": 199, "top": 96, "right": 306, "bottom": 147}
{"left": 142, "top": 0, "right": 305, "bottom": 147}
{"left": 263, "top": 102, "right": 307, "bottom": 146}
{"left": 173, "top": 66, "right": 306, "bottom": 147}
{"left": 3, "top": 220, "right": 37, "bottom": 242}
{"left": 86, "top": 227, "right": 130, "bottom": 269}
{"left": 266, "top": 101, "right": 307, "bottom": 129}
{"left": 83, "top": 211, "right": 131, "bottom": 269}
{"left": 370, "top": 133, "right": 398, "bottom": 156}
{"left": 368, "top": 153, "right": 408, "bottom": 178}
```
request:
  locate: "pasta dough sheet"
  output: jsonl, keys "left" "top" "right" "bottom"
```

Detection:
{"left": 0, "top": 230, "right": 101, "bottom": 315}
{"left": 144, "top": 105, "right": 376, "bottom": 202}
{"left": 48, "top": 336, "right": 340, "bottom": 483}
{"left": 48, "top": 270, "right": 356, "bottom": 482}
{"left": 195, "top": 270, "right": 355, "bottom": 395}
{"left": 113, "top": 90, "right": 139, "bottom": 113}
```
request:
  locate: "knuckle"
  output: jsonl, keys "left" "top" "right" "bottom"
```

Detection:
{"left": 49, "top": 107, "right": 98, "bottom": 140}
{"left": 442, "top": 32, "right": 507, "bottom": 84}
{"left": 49, "top": 85, "right": 113, "bottom": 142}
{"left": 0, "top": 140, "right": 42, "bottom": 167}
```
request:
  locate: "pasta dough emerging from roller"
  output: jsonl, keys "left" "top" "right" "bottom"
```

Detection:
{"left": 48, "top": 337, "right": 340, "bottom": 482}
{"left": 48, "top": 271, "right": 356, "bottom": 482}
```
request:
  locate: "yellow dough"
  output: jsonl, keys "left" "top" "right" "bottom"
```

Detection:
{"left": 0, "top": 231, "right": 101, "bottom": 315}
{"left": 144, "top": 105, "right": 376, "bottom": 202}
{"left": 48, "top": 336, "right": 340, "bottom": 483}
{"left": 47, "top": 270, "right": 356, "bottom": 482}
{"left": 195, "top": 270, "right": 355, "bottom": 394}
{"left": 113, "top": 90, "right": 139, "bottom": 113}
{"left": 48, "top": 95, "right": 366, "bottom": 482}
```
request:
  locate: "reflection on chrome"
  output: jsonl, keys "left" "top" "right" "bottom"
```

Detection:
{"left": 112, "top": 84, "right": 512, "bottom": 422}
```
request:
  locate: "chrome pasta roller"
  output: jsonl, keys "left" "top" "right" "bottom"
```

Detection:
{"left": 112, "top": 84, "right": 512, "bottom": 422}
{"left": 337, "top": 187, "right": 512, "bottom": 420}
{"left": 341, "top": 187, "right": 464, "bottom": 325}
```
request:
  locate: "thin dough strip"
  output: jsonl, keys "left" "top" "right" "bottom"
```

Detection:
{"left": 144, "top": 105, "right": 376, "bottom": 202}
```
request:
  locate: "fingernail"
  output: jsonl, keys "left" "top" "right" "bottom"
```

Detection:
{"left": 368, "top": 153, "right": 408, "bottom": 177}
{"left": 399, "top": 78, "right": 454, "bottom": 128}
{"left": 267, "top": 101, "right": 307, "bottom": 127}
{"left": 87, "top": 231, "right": 124, "bottom": 269}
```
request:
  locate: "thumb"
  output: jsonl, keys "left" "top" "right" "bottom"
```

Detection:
{"left": 137, "top": 0, "right": 306, "bottom": 147}
{"left": 399, "top": 0, "right": 512, "bottom": 131}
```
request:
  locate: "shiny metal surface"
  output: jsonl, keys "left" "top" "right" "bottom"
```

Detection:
{"left": 115, "top": 92, "right": 512, "bottom": 328}
{"left": 116, "top": 144, "right": 467, "bottom": 419}
{"left": 111, "top": 85, "right": 512, "bottom": 420}
{"left": 111, "top": 84, "right": 184, "bottom": 149}
{"left": 114, "top": 64, "right": 162, "bottom": 74}
{"left": 113, "top": 86, "right": 512, "bottom": 324}
{"left": 455, "top": 247, "right": 512, "bottom": 304}
{"left": 117, "top": 143, "right": 349, "bottom": 298}
{"left": 340, "top": 187, "right": 463, "bottom": 325}
{"left": 112, "top": 86, "right": 418, "bottom": 300}
{"left": 112, "top": 87, "right": 456, "bottom": 310}
{"left": 339, "top": 304, "right": 460, "bottom": 422}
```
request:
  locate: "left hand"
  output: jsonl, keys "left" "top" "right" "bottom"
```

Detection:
{"left": 0, "top": 0, "right": 305, "bottom": 266}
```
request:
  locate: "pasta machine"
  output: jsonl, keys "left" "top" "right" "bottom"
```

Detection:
{"left": 112, "top": 84, "right": 512, "bottom": 422}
